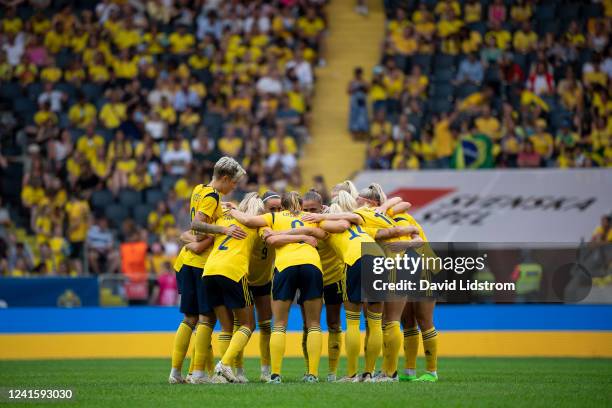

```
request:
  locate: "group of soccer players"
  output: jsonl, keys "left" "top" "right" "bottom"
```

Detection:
{"left": 168, "top": 156, "right": 439, "bottom": 384}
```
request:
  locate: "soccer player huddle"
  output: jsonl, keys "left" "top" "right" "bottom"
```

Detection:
{"left": 168, "top": 157, "right": 439, "bottom": 385}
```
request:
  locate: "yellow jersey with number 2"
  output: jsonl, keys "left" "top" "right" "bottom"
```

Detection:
{"left": 204, "top": 211, "right": 259, "bottom": 282}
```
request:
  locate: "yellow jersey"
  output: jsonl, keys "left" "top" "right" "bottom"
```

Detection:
{"left": 391, "top": 212, "right": 428, "bottom": 241}
{"left": 354, "top": 206, "right": 402, "bottom": 242}
{"left": 248, "top": 238, "right": 275, "bottom": 287}
{"left": 325, "top": 223, "right": 384, "bottom": 267}
{"left": 181, "top": 184, "right": 223, "bottom": 269}
{"left": 261, "top": 211, "right": 322, "bottom": 272}
{"left": 317, "top": 238, "right": 345, "bottom": 286}
{"left": 173, "top": 249, "right": 185, "bottom": 272}
{"left": 204, "top": 212, "right": 259, "bottom": 282}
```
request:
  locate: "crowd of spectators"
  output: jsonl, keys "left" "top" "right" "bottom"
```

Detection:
{"left": 0, "top": 0, "right": 328, "bottom": 278}
{"left": 352, "top": 0, "right": 611, "bottom": 170}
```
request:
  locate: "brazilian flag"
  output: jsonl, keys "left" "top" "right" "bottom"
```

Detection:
{"left": 451, "top": 133, "right": 494, "bottom": 169}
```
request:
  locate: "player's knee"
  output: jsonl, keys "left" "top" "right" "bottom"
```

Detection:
{"left": 183, "top": 315, "right": 198, "bottom": 326}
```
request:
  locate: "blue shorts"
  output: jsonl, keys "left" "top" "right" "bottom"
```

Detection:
{"left": 345, "top": 256, "right": 377, "bottom": 304}
{"left": 297, "top": 280, "right": 343, "bottom": 305}
{"left": 249, "top": 281, "right": 272, "bottom": 298}
{"left": 179, "top": 265, "right": 204, "bottom": 315}
{"left": 272, "top": 264, "right": 323, "bottom": 302}
{"left": 202, "top": 274, "right": 253, "bottom": 311}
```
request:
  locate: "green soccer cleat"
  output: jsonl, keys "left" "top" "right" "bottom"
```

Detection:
{"left": 398, "top": 374, "right": 418, "bottom": 382}
{"left": 415, "top": 373, "right": 438, "bottom": 382}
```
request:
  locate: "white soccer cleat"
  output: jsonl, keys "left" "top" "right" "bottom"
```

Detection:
{"left": 374, "top": 373, "right": 398, "bottom": 383}
{"left": 336, "top": 375, "right": 359, "bottom": 383}
{"left": 359, "top": 372, "right": 374, "bottom": 383}
{"left": 215, "top": 361, "right": 237, "bottom": 383}
{"left": 210, "top": 374, "right": 229, "bottom": 384}
{"left": 234, "top": 373, "right": 249, "bottom": 384}
{"left": 168, "top": 373, "right": 185, "bottom": 384}
{"left": 186, "top": 374, "right": 210, "bottom": 384}
{"left": 260, "top": 373, "right": 271, "bottom": 382}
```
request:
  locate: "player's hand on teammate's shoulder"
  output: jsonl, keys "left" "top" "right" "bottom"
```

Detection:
{"left": 225, "top": 224, "right": 247, "bottom": 239}
{"left": 301, "top": 213, "right": 323, "bottom": 222}
{"left": 222, "top": 201, "right": 237, "bottom": 210}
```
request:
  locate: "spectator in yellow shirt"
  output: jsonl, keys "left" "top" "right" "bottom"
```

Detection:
{"left": 112, "top": 50, "right": 139, "bottom": 80}
{"left": 475, "top": 106, "right": 501, "bottom": 140}
{"left": 529, "top": 120, "right": 554, "bottom": 161}
{"left": 218, "top": 126, "right": 243, "bottom": 157}
{"left": 99, "top": 90, "right": 127, "bottom": 129}
{"left": 40, "top": 59, "right": 63, "bottom": 83}
{"left": 437, "top": 9, "right": 463, "bottom": 38}
{"left": 44, "top": 22, "right": 69, "bottom": 54}
{"left": 68, "top": 94, "right": 97, "bottom": 129}
{"left": 2, "top": 7, "right": 23, "bottom": 34}
{"left": 148, "top": 201, "right": 176, "bottom": 236}
{"left": 513, "top": 22, "right": 538, "bottom": 54}
{"left": 464, "top": 0, "right": 482, "bottom": 24}
{"left": 168, "top": 24, "right": 195, "bottom": 55}
{"left": 268, "top": 123, "right": 298, "bottom": 155}
{"left": 155, "top": 97, "right": 177, "bottom": 125}
{"left": 76, "top": 125, "right": 105, "bottom": 163}
{"left": 591, "top": 215, "right": 612, "bottom": 243}
{"left": 34, "top": 102, "right": 58, "bottom": 126}
{"left": 485, "top": 21, "right": 512, "bottom": 50}
{"left": 65, "top": 193, "right": 92, "bottom": 275}
{"left": 510, "top": 0, "right": 532, "bottom": 24}
{"left": 391, "top": 26, "right": 419, "bottom": 56}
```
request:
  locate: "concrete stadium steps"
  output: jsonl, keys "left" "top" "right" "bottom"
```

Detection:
{"left": 300, "top": 0, "right": 385, "bottom": 186}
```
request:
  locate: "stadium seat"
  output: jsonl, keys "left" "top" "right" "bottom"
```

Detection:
{"left": 91, "top": 189, "right": 115, "bottom": 211}
{"left": 118, "top": 189, "right": 142, "bottom": 208}
{"left": 14, "top": 97, "right": 36, "bottom": 116}
{"left": 455, "top": 83, "right": 480, "bottom": 99}
{"left": 433, "top": 54, "right": 455, "bottom": 70}
{"left": 428, "top": 98, "right": 453, "bottom": 115}
{"left": 161, "top": 175, "right": 178, "bottom": 194}
{"left": 82, "top": 83, "right": 103, "bottom": 101}
{"left": 557, "top": 4, "right": 582, "bottom": 21}
{"left": 104, "top": 204, "right": 129, "bottom": 228}
{"left": 411, "top": 54, "right": 432, "bottom": 74}
{"left": 430, "top": 83, "right": 454, "bottom": 100}
{"left": 55, "top": 82, "right": 77, "bottom": 100}
{"left": 433, "top": 68, "right": 455, "bottom": 83}
{"left": 535, "top": 4, "right": 556, "bottom": 21}
{"left": 467, "top": 21, "right": 488, "bottom": 37}
{"left": 145, "top": 189, "right": 164, "bottom": 206}
{"left": 536, "top": 19, "right": 559, "bottom": 36}
{"left": 26, "top": 82, "right": 44, "bottom": 100}
{"left": 1, "top": 82, "right": 22, "bottom": 100}
{"left": 583, "top": 2, "right": 603, "bottom": 18}
{"left": 132, "top": 204, "right": 153, "bottom": 228}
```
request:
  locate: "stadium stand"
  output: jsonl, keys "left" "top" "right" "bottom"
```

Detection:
{"left": 0, "top": 0, "right": 327, "bottom": 279}
{"left": 357, "top": 0, "right": 611, "bottom": 171}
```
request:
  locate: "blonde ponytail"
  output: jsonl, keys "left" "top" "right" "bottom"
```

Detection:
{"left": 238, "top": 192, "right": 265, "bottom": 216}
{"left": 333, "top": 190, "right": 358, "bottom": 212}
{"left": 358, "top": 183, "right": 387, "bottom": 205}
{"left": 281, "top": 191, "right": 302, "bottom": 214}
{"left": 333, "top": 180, "right": 359, "bottom": 198}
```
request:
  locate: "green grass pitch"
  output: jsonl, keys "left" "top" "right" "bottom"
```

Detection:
{"left": 1, "top": 357, "right": 610, "bottom": 407}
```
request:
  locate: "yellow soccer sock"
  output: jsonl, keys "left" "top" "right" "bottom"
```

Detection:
{"left": 422, "top": 327, "right": 438, "bottom": 374}
{"left": 205, "top": 344, "right": 214, "bottom": 375}
{"left": 365, "top": 311, "right": 383, "bottom": 374}
{"left": 345, "top": 310, "right": 361, "bottom": 377}
{"left": 171, "top": 321, "right": 193, "bottom": 371}
{"left": 327, "top": 328, "right": 342, "bottom": 375}
{"left": 192, "top": 322, "right": 213, "bottom": 373}
{"left": 188, "top": 333, "right": 196, "bottom": 374}
{"left": 221, "top": 326, "right": 252, "bottom": 366}
{"left": 232, "top": 318, "right": 244, "bottom": 369}
{"left": 301, "top": 326, "right": 309, "bottom": 373}
{"left": 384, "top": 321, "right": 402, "bottom": 376}
{"left": 217, "top": 331, "right": 232, "bottom": 362}
{"left": 381, "top": 322, "right": 390, "bottom": 374}
{"left": 258, "top": 320, "right": 272, "bottom": 368}
{"left": 270, "top": 325, "right": 287, "bottom": 375}
{"left": 306, "top": 326, "right": 322, "bottom": 377}
{"left": 403, "top": 326, "right": 420, "bottom": 373}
